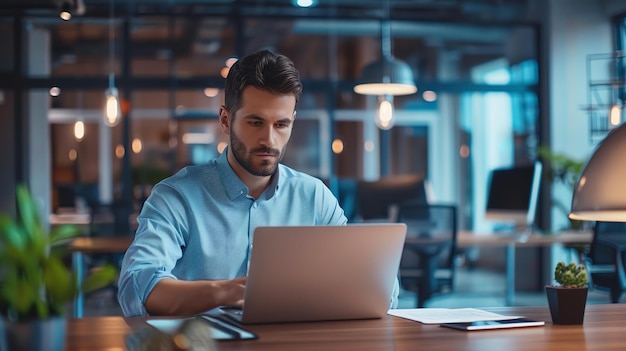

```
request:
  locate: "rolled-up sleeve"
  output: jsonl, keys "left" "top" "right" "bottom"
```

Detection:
{"left": 117, "top": 184, "right": 188, "bottom": 317}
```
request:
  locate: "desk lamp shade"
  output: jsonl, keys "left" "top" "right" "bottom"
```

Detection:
{"left": 569, "top": 122, "right": 626, "bottom": 222}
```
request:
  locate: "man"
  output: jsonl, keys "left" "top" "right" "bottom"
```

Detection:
{"left": 117, "top": 50, "right": 348, "bottom": 317}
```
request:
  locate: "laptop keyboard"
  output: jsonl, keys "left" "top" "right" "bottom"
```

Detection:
{"left": 219, "top": 307, "right": 243, "bottom": 323}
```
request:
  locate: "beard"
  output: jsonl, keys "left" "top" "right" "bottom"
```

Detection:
{"left": 229, "top": 128, "right": 285, "bottom": 177}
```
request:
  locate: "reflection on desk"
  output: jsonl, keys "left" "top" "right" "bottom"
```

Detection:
{"left": 66, "top": 304, "right": 626, "bottom": 350}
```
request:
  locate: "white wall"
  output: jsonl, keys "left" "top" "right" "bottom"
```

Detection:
{"left": 537, "top": 0, "right": 626, "bottom": 284}
{"left": 547, "top": 0, "right": 624, "bottom": 231}
{"left": 26, "top": 26, "right": 51, "bottom": 229}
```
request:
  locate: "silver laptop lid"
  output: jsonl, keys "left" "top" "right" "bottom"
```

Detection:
{"left": 240, "top": 223, "right": 407, "bottom": 324}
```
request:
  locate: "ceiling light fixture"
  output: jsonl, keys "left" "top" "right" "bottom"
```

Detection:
{"left": 74, "top": 120, "right": 85, "bottom": 141}
{"left": 103, "top": 0, "right": 121, "bottom": 127}
{"left": 292, "top": 0, "right": 318, "bottom": 8}
{"left": 609, "top": 103, "right": 622, "bottom": 127}
{"left": 353, "top": 1, "right": 417, "bottom": 96}
{"left": 609, "top": 83, "right": 622, "bottom": 128}
{"left": 74, "top": 90, "right": 85, "bottom": 141}
{"left": 59, "top": 1, "right": 72, "bottom": 21}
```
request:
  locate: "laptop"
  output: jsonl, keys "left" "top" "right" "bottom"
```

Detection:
{"left": 220, "top": 223, "right": 407, "bottom": 324}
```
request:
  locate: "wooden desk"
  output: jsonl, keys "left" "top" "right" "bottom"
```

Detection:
{"left": 67, "top": 237, "right": 134, "bottom": 318}
{"left": 65, "top": 304, "right": 626, "bottom": 350}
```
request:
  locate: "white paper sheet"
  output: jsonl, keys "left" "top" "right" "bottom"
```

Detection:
{"left": 388, "top": 308, "right": 522, "bottom": 324}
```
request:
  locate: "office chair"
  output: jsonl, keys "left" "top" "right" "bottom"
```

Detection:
{"left": 396, "top": 202, "right": 458, "bottom": 307}
{"left": 583, "top": 221, "right": 626, "bottom": 303}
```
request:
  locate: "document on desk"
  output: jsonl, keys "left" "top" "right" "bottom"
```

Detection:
{"left": 388, "top": 308, "right": 522, "bottom": 324}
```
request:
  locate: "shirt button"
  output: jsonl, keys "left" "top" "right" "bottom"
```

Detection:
{"left": 253, "top": 203, "right": 258, "bottom": 208}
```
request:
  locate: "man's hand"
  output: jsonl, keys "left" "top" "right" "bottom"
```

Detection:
{"left": 215, "top": 276, "right": 246, "bottom": 307}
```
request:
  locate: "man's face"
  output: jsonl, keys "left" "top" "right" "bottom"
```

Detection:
{"left": 222, "top": 86, "right": 296, "bottom": 177}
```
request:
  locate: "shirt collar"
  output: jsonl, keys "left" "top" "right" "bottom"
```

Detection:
{"left": 217, "top": 147, "right": 280, "bottom": 201}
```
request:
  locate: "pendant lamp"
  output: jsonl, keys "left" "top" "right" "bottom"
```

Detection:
{"left": 569, "top": 122, "right": 626, "bottom": 222}
{"left": 353, "top": 2, "right": 416, "bottom": 96}
{"left": 103, "top": 0, "right": 121, "bottom": 127}
{"left": 59, "top": 1, "right": 72, "bottom": 21}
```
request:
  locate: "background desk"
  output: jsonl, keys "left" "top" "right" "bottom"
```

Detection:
{"left": 66, "top": 304, "right": 626, "bottom": 350}
{"left": 456, "top": 231, "right": 592, "bottom": 305}
{"left": 67, "top": 237, "right": 133, "bottom": 318}
{"left": 49, "top": 213, "right": 91, "bottom": 226}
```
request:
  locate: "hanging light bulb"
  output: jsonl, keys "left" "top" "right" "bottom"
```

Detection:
{"left": 103, "top": 0, "right": 121, "bottom": 127}
{"left": 104, "top": 83, "right": 121, "bottom": 127}
{"left": 74, "top": 120, "right": 85, "bottom": 141}
{"left": 609, "top": 103, "right": 622, "bottom": 127}
{"left": 74, "top": 90, "right": 85, "bottom": 141}
{"left": 375, "top": 95, "right": 395, "bottom": 130}
{"left": 59, "top": 2, "right": 72, "bottom": 21}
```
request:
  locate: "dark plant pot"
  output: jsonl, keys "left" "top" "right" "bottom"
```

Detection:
{"left": 545, "top": 286, "right": 588, "bottom": 325}
{"left": 0, "top": 316, "right": 66, "bottom": 351}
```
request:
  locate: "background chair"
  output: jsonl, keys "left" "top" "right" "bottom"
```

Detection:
{"left": 396, "top": 202, "right": 458, "bottom": 307}
{"left": 583, "top": 221, "right": 626, "bottom": 303}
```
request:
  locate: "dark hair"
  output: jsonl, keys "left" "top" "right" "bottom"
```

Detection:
{"left": 223, "top": 50, "right": 303, "bottom": 114}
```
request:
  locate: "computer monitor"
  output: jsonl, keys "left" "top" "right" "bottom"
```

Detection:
{"left": 484, "top": 161, "right": 542, "bottom": 230}
{"left": 356, "top": 175, "right": 428, "bottom": 221}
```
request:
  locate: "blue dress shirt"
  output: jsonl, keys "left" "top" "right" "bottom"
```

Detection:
{"left": 117, "top": 150, "right": 349, "bottom": 316}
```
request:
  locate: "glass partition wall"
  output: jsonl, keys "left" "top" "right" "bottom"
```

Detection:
{"left": 4, "top": 9, "right": 541, "bottom": 233}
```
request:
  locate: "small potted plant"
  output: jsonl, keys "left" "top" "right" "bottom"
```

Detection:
{"left": 0, "top": 185, "right": 118, "bottom": 351}
{"left": 545, "top": 261, "right": 588, "bottom": 325}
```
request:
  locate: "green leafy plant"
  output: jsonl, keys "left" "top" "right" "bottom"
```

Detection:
{"left": 538, "top": 147, "right": 585, "bottom": 190}
{"left": 537, "top": 146, "right": 586, "bottom": 229}
{"left": 0, "top": 185, "right": 118, "bottom": 322}
{"left": 553, "top": 261, "right": 588, "bottom": 288}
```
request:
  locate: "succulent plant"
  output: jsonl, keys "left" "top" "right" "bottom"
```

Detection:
{"left": 554, "top": 261, "right": 588, "bottom": 288}
{"left": 0, "top": 184, "right": 118, "bottom": 322}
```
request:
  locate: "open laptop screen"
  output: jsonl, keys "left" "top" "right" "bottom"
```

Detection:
{"left": 228, "top": 223, "right": 406, "bottom": 324}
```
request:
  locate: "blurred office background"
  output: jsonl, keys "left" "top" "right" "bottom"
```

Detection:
{"left": 1, "top": 0, "right": 626, "bottom": 312}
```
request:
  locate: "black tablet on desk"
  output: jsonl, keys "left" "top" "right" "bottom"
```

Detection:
{"left": 441, "top": 318, "right": 545, "bottom": 331}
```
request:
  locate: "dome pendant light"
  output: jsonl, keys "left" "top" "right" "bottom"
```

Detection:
{"left": 569, "top": 122, "right": 626, "bottom": 222}
{"left": 354, "top": 1, "right": 417, "bottom": 96}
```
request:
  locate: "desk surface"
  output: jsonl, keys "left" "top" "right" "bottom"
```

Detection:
{"left": 66, "top": 304, "right": 626, "bottom": 350}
